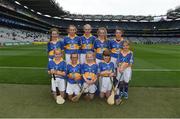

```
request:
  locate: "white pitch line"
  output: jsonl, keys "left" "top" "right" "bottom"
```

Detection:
{"left": 133, "top": 69, "right": 180, "bottom": 72}
{"left": 0, "top": 66, "right": 180, "bottom": 72}
{"left": 0, "top": 66, "right": 46, "bottom": 70}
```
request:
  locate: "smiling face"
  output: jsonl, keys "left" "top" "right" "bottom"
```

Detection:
{"left": 54, "top": 50, "right": 62, "bottom": 60}
{"left": 70, "top": 53, "right": 78, "bottom": 64}
{"left": 98, "top": 29, "right": 106, "bottom": 40}
{"left": 115, "top": 29, "right": 123, "bottom": 39}
{"left": 86, "top": 52, "right": 94, "bottom": 63}
{"left": 84, "top": 24, "right": 92, "bottom": 35}
{"left": 103, "top": 55, "right": 111, "bottom": 63}
{"left": 123, "top": 41, "right": 130, "bottom": 51}
{"left": 68, "top": 25, "right": 77, "bottom": 36}
{"left": 51, "top": 31, "right": 58, "bottom": 39}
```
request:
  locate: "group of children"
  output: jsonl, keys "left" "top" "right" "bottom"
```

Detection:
{"left": 47, "top": 24, "right": 134, "bottom": 105}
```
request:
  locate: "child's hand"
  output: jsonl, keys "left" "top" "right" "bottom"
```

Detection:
{"left": 109, "top": 73, "right": 114, "bottom": 77}
{"left": 50, "top": 69, "right": 56, "bottom": 74}
{"left": 90, "top": 80, "right": 95, "bottom": 84}
{"left": 86, "top": 80, "right": 92, "bottom": 85}
{"left": 118, "top": 67, "right": 124, "bottom": 73}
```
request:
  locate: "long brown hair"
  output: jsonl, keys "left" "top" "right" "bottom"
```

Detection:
{"left": 49, "top": 28, "right": 59, "bottom": 41}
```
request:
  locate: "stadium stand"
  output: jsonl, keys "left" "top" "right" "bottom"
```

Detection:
{"left": 0, "top": 0, "right": 179, "bottom": 45}
{"left": 0, "top": 26, "right": 48, "bottom": 42}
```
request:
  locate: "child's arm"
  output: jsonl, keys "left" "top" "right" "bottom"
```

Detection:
{"left": 118, "top": 62, "right": 129, "bottom": 72}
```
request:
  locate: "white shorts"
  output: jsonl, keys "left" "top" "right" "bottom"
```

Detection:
{"left": 96, "top": 58, "right": 102, "bottom": 65}
{"left": 111, "top": 57, "right": 118, "bottom": 68}
{"left": 117, "top": 67, "right": 132, "bottom": 83}
{"left": 80, "top": 54, "right": 86, "bottom": 64}
{"left": 51, "top": 78, "right": 66, "bottom": 92}
{"left": 66, "top": 82, "right": 81, "bottom": 95}
{"left": 83, "top": 82, "right": 97, "bottom": 94}
{"left": 99, "top": 77, "right": 113, "bottom": 93}
{"left": 65, "top": 54, "right": 80, "bottom": 64}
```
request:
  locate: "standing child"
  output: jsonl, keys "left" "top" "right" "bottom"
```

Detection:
{"left": 115, "top": 40, "right": 134, "bottom": 105}
{"left": 48, "top": 50, "right": 66, "bottom": 100}
{"left": 80, "top": 24, "right": 96, "bottom": 64}
{"left": 47, "top": 28, "right": 64, "bottom": 61}
{"left": 94, "top": 27, "right": 109, "bottom": 64}
{"left": 109, "top": 29, "right": 124, "bottom": 67}
{"left": 63, "top": 25, "right": 81, "bottom": 64}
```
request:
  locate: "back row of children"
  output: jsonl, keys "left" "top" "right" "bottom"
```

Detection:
{"left": 47, "top": 24, "right": 134, "bottom": 105}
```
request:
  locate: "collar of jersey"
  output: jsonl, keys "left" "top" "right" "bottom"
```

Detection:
{"left": 85, "top": 62, "right": 96, "bottom": 66}
{"left": 121, "top": 50, "right": 131, "bottom": 56}
{"left": 49, "top": 38, "right": 60, "bottom": 43}
{"left": 69, "top": 61, "right": 80, "bottom": 67}
{"left": 53, "top": 58, "right": 63, "bottom": 64}
{"left": 83, "top": 34, "right": 92, "bottom": 39}
{"left": 102, "top": 60, "right": 111, "bottom": 64}
{"left": 115, "top": 38, "right": 124, "bottom": 43}
{"left": 68, "top": 34, "right": 77, "bottom": 39}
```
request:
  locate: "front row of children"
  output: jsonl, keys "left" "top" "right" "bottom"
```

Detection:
{"left": 48, "top": 40, "right": 134, "bottom": 105}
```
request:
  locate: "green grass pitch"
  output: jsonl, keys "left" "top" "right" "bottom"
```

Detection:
{"left": 0, "top": 44, "right": 180, "bottom": 118}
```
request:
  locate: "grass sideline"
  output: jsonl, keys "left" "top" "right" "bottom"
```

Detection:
{"left": 0, "top": 44, "right": 180, "bottom": 87}
{"left": 0, "top": 44, "right": 180, "bottom": 118}
{"left": 0, "top": 84, "right": 179, "bottom": 118}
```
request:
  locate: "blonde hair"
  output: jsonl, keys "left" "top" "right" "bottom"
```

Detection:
{"left": 83, "top": 24, "right": 92, "bottom": 30}
{"left": 123, "top": 40, "right": 130, "bottom": 46}
{"left": 86, "top": 51, "right": 95, "bottom": 63}
{"left": 86, "top": 51, "right": 95, "bottom": 58}
{"left": 97, "top": 27, "right": 107, "bottom": 41}
{"left": 54, "top": 49, "right": 62, "bottom": 55}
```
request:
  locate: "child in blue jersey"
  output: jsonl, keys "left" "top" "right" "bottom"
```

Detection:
{"left": 48, "top": 50, "right": 66, "bottom": 100}
{"left": 94, "top": 27, "right": 109, "bottom": 64}
{"left": 63, "top": 25, "right": 81, "bottom": 64}
{"left": 99, "top": 49, "right": 115, "bottom": 99}
{"left": 81, "top": 51, "right": 98, "bottom": 100}
{"left": 66, "top": 53, "right": 83, "bottom": 101}
{"left": 47, "top": 28, "right": 64, "bottom": 61}
{"left": 80, "top": 24, "right": 96, "bottom": 64}
{"left": 109, "top": 29, "right": 124, "bottom": 67}
{"left": 115, "top": 40, "right": 134, "bottom": 105}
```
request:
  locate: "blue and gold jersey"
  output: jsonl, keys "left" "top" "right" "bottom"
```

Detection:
{"left": 94, "top": 39, "right": 110, "bottom": 60}
{"left": 117, "top": 51, "right": 134, "bottom": 66}
{"left": 47, "top": 40, "right": 64, "bottom": 59}
{"left": 48, "top": 58, "right": 67, "bottom": 78}
{"left": 81, "top": 63, "right": 98, "bottom": 81}
{"left": 67, "top": 63, "right": 82, "bottom": 84}
{"left": 63, "top": 35, "right": 81, "bottom": 54}
{"left": 80, "top": 34, "right": 96, "bottom": 54}
{"left": 109, "top": 39, "right": 124, "bottom": 58}
{"left": 99, "top": 61, "right": 115, "bottom": 73}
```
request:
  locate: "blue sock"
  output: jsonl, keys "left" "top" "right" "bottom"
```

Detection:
{"left": 119, "top": 81, "right": 124, "bottom": 92}
{"left": 124, "top": 82, "right": 128, "bottom": 93}
{"left": 115, "top": 95, "right": 120, "bottom": 99}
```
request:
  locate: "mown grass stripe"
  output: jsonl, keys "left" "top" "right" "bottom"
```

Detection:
{"left": 0, "top": 66, "right": 180, "bottom": 71}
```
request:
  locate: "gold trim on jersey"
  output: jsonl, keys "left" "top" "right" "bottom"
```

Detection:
{"left": 53, "top": 58, "right": 64, "bottom": 64}
{"left": 64, "top": 44, "right": 80, "bottom": 50}
{"left": 81, "top": 44, "right": 93, "bottom": 49}
{"left": 111, "top": 48, "right": 121, "bottom": 54}
{"left": 96, "top": 48, "right": 108, "bottom": 54}
{"left": 83, "top": 34, "right": 92, "bottom": 39}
